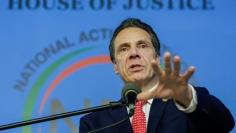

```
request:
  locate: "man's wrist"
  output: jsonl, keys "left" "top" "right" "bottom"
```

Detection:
{"left": 175, "top": 84, "right": 198, "bottom": 113}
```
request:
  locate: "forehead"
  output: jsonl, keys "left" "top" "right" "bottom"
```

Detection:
{"left": 114, "top": 27, "right": 151, "bottom": 48}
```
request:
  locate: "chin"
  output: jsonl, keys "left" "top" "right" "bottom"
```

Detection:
{"left": 130, "top": 75, "right": 146, "bottom": 82}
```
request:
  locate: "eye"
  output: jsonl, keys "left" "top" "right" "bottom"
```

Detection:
{"left": 141, "top": 44, "right": 147, "bottom": 48}
{"left": 120, "top": 47, "right": 128, "bottom": 52}
{"left": 137, "top": 40, "right": 151, "bottom": 49}
{"left": 140, "top": 43, "right": 148, "bottom": 48}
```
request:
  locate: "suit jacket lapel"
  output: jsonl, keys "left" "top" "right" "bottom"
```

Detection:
{"left": 109, "top": 106, "right": 133, "bottom": 133}
{"left": 147, "top": 99, "right": 166, "bottom": 133}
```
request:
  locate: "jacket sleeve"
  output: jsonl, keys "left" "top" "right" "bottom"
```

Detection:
{"left": 187, "top": 87, "right": 235, "bottom": 133}
{"left": 79, "top": 116, "right": 91, "bottom": 133}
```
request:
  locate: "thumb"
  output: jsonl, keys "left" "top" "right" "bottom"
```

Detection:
{"left": 137, "top": 90, "right": 155, "bottom": 101}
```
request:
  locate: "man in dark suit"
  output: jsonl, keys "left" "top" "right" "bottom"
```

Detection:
{"left": 79, "top": 18, "right": 235, "bottom": 133}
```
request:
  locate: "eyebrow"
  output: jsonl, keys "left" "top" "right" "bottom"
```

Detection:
{"left": 116, "top": 39, "right": 152, "bottom": 52}
{"left": 117, "top": 42, "right": 130, "bottom": 49}
{"left": 136, "top": 40, "right": 151, "bottom": 45}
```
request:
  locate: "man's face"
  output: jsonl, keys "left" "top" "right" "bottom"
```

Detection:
{"left": 113, "top": 27, "right": 159, "bottom": 83}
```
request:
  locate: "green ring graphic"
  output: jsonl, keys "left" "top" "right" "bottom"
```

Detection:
{"left": 22, "top": 46, "right": 97, "bottom": 133}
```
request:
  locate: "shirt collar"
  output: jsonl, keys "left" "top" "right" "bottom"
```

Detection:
{"left": 147, "top": 98, "right": 153, "bottom": 105}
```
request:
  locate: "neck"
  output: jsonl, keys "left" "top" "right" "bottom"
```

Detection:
{"left": 136, "top": 74, "right": 159, "bottom": 92}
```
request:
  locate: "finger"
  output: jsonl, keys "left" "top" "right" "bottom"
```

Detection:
{"left": 164, "top": 52, "right": 172, "bottom": 76}
{"left": 137, "top": 82, "right": 159, "bottom": 100}
{"left": 173, "top": 56, "right": 181, "bottom": 76}
{"left": 137, "top": 90, "right": 155, "bottom": 101}
{"left": 182, "top": 66, "right": 195, "bottom": 81}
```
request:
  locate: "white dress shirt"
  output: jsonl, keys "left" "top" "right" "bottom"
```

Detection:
{"left": 129, "top": 84, "right": 198, "bottom": 126}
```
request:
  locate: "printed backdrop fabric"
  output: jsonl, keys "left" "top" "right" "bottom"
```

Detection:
{"left": 0, "top": 0, "right": 235, "bottom": 133}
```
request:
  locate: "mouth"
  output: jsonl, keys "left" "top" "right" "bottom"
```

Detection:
{"left": 128, "top": 64, "right": 144, "bottom": 72}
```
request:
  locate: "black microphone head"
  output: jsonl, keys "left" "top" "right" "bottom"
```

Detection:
{"left": 121, "top": 83, "right": 141, "bottom": 105}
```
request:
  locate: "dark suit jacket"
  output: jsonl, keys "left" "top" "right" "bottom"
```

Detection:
{"left": 79, "top": 87, "right": 235, "bottom": 133}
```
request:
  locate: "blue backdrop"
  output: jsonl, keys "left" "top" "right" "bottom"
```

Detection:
{"left": 0, "top": 0, "right": 235, "bottom": 133}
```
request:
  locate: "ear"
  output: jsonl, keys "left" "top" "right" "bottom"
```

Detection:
{"left": 114, "top": 64, "right": 119, "bottom": 74}
{"left": 155, "top": 56, "right": 164, "bottom": 70}
{"left": 156, "top": 56, "right": 160, "bottom": 64}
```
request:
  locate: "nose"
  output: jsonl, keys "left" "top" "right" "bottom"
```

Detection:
{"left": 129, "top": 47, "right": 140, "bottom": 59}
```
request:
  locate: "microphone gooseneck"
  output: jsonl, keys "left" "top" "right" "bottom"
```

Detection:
{"left": 121, "top": 83, "right": 141, "bottom": 116}
{"left": 0, "top": 83, "right": 140, "bottom": 131}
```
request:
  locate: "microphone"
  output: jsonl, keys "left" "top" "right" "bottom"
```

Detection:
{"left": 0, "top": 84, "right": 140, "bottom": 131}
{"left": 85, "top": 84, "right": 141, "bottom": 133}
{"left": 121, "top": 83, "right": 141, "bottom": 116}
